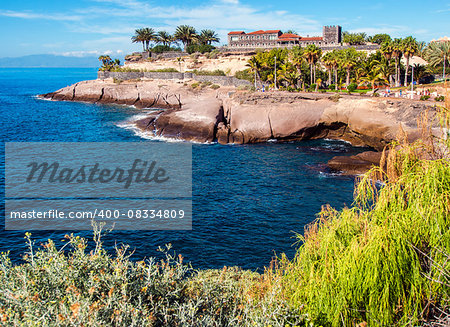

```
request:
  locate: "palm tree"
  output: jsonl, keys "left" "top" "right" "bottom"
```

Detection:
{"left": 131, "top": 29, "right": 146, "bottom": 51}
{"left": 392, "top": 38, "right": 403, "bottom": 87}
{"left": 321, "top": 52, "right": 334, "bottom": 86}
{"left": 290, "top": 46, "right": 304, "bottom": 87}
{"left": 131, "top": 28, "right": 156, "bottom": 52}
{"left": 198, "top": 29, "right": 220, "bottom": 45}
{"left": 339, "top": 48, "right": 358, "bottom": 86}
{"left": 424, "top": 41, "right": 450, "bottom": 80}
{"left": 402, "top": 36, "right": 418, "bottom": 86}
{"left": 174, "top": 25, "right": 197, "bottom": 51}
{"left": 246, "top": 57, "right": 262, "bottom": 88}
{"left": 360, "top": 69, "right": 387, "bottom": 91}
{"left": 156, "top": 31, "right": 173, "bottom": 47}
{"left": 303, "top": 44, "right": 322, "bottom": 85}
{"left": 374, "top": 57, "right": 395, "bottom": 86}
{"left": 412, "top": 64, "right": 431, "bottom": 85}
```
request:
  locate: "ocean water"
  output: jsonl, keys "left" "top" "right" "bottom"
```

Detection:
{"left": 0, "top": 68, "right": 368, "bottom": 270}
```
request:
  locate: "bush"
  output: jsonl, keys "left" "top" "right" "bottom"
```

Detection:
{"left": 347, "top": 82, "right": 358, "bottom": 92}
{"left": 190, "top": 82, "right": 200, "bottom": 89}
{"left": 210, "top": 84, "right": 220, "bottom": 90}
{"left": 420, "top": 95, "right": 431, "bottom": 101}
{"left": 151, "top": 45, "right": 182, "bottom": 53}
{"left": 0, "top": 227, "right": 306, "bottom": 326}
{"left": 435, "top": 95, "right": 445, "bottom": 102}
{"left": 329, "top": 84, "right": 336, "bottom": 90}
{"left": 189, "top": 69, "right": 226, "bottom": 76}
{"left": 234, "top": 69, "right": 253, "bottom": 82}
{"left": 281, "top": 116, "right": 450, "bottom": 327}
{"left": 186, "top": 44, "right": 215, "bottom": 54}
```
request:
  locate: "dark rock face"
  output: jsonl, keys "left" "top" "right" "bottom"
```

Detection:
{"left": 328, "top": 151, "right": 383, "bottom": 175}
{"left": 41, "top": 80, "right": 437, "bottom": 174}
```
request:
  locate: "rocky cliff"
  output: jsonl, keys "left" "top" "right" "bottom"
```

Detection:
{"left": 41, "top": 79, "right": 438, "bottom": 173}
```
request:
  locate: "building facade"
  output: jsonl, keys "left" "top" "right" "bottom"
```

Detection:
{"left": 227, "top": 26, "right": 342, "bottom": 49}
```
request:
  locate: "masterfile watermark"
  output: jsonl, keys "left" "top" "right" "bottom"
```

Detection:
{"left": 26, "top": 159, "right": 169, "bottom": 189}
{"left": 5, "top": 142, "right": 192, "bottom": 230}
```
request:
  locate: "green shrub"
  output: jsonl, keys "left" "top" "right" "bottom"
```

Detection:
{"left": 347, "top": 82, "right": 358, "bottom": 92}
{"left": 210, "top": 84, "right": 220, "bottom": 89}
{"left": 420, "top": 95, "right": 431, "bottom": 101}
{"left": 186, "top": 44, "right": 215, "bottom": 54}
{"left": 435, "top": 95, "right": 445, "bottom": 102}
{"left": 189, "top": 69, "right": 226, "bottom": 76}
{"left": 191, "top": 82, "right": 200, "bottom": 89}
{"left": 281, "top": 131, "right": 450, "bottom": 326}
{"left": 329, "top": 84, "right": 336, "bottom": 90}
{"left": 0, "top": 226, "right": 306, "bottom": 326}
{"left": 151, "top": 45, "right": 182, "bottom": 53}
{"left": 234, "top": 69, "right": 253, "bottom": 82}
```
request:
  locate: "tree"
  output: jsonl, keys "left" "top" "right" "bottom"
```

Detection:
{"left": 303, "top": 44, "right": 322, "bottom": 85}
{"left": 285, "top": 29, "right": 297, "bottom": 35}
{"left": 424, "top": 41, "right": 450, "bottom": 80}
{"left": 156, "top": 31, "right": 173, "bottom": 47}
{"left": 360, "top": 70, "right": 387, "bottom": 90}
{"left": 402, "top": 36, "right": 418, "bottom": 86}
{"left": 131, "top": 28, "right": 156, "bottom": 52}
{"left": 246, "top": 57, "right": 262, "bottom": 88}
{"left": 392, "top": 38, "right": 403, "bottom": 87}
{"left": 321, "top": 52, "right": 334, "bottom": 85}
{"left": 174, "top": 25, "right": 198, "bottom": 51}
{"left": 198, "top": 29, "right": 220, "bottom": 45}
{"left": 342, "top": 32, "right": 367, "bottom": 45}
{"left": 368, "top": 34, "right": 392, "bottom": 45}
{"left": 290, "top": 46, "right": 304, "bottom": 87}
{"left": 98, "top": 55, "right": 120, "bottom": 71}
{"left": 131, "top": 29, "right": 146, "bottom": 51}
{"left": 339, "top": 48, "right": 358, "bottom": 85}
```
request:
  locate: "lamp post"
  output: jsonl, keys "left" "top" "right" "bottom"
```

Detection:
{"left": 411, "top": 64, "right": 414, "bottom": 93}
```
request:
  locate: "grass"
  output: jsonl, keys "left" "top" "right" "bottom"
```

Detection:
{"left": 280, "top": 108, "right": 450, "bottom": 326}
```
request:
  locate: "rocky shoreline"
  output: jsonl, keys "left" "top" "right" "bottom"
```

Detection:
{"left": 41, "top": 78, "right": 438, "bottom": 174}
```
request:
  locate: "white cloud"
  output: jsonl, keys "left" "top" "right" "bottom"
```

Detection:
{"left": 0, "top": 10, "right": 82, "bottom": 21}
{"left": 220, "top": 0, "right": 239, "bottom": 4}
{"left": 54, "top": 49, "right": 124, "bottom": 57}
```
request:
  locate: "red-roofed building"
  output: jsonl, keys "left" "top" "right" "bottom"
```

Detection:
{"left": 227, "top": 26, "right": 341, "bottom": 49}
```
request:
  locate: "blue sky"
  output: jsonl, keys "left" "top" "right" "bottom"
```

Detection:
{"left": 0, "top": 0, "right": 449, "bottom": 57}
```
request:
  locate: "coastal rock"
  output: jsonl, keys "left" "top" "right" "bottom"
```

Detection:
{"left": 41, "top": 79, "right": 437, "bottom": 174}
{"left": 328, "top": 151, "right": 383, "bottom": 175}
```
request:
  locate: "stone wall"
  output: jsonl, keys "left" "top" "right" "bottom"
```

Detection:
{"left": 220, "top": 44, "right": 380, "bottom": 52}
{"left": 97, "top": 71, "right": 251, "bottom": 87}
{"left": 149, "top": 52, "right": 188, "bottom": 59}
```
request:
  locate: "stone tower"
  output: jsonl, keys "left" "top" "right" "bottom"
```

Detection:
{"left": 323, "top": 26, "right": 342, "bottom": 44}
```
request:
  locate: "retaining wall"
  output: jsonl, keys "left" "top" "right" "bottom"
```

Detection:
{"left": 97, "top": 71, "right": 251, "bottom": 87}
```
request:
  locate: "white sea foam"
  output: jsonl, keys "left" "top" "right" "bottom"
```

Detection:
{"left": 116, "top": 113, "right": 214, "bottom": 144}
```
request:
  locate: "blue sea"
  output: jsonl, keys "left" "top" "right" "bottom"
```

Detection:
{"left": 0, "top": 68, "right": 367, "bottom": 270}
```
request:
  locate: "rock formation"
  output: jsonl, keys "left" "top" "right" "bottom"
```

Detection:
{"left": 41, "top": 79, "right": 438, "bottom": 174}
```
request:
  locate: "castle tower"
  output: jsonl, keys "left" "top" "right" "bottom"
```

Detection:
{"left": 323, "top": 25, "right": 342, "bottom": 44}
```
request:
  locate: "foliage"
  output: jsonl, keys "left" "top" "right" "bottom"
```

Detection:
{"left": 0, "top": 225, "right": 307, "bottom": 326}
{"left": 131, "top": 27, "right": 156, "bottom": 51}
{"left": 281, "top": 110, "right": 450, "bottom": 326}
{"left": 151, "top": 45, "right": 182, "bottom": 53}
{"left": 189, "top": 69, "right": 226, "bottom": 76}
{"left": 368, "top": 33, "right": 392, "bottom": 45}
{"left": 198, "top": 29, "right": 220, "bottom": 45}
{"left": 174, "top": 25, "right": 198, "bottom": 51}
{"left": 424, "top": 41, "right": 450, "bottom": 67}
{"left": 210, "top": 84, "right": 220, "bottom": 89}
{"left": 186, "top": 44, "right": 215, "bottom": 54}
{"left": 346, "top": 82, "right": 358, "bottom": 92}
{"left": 234, "top": 69, "right": 253, "bottom": 82}
{"left": 435, "top": 95, "right": 445, "bottom": 102}
{"left": 156, "top": 31, "right": 173, "bottom": 47}
{"left": 421, "top": 95, "right": 431, "bottom": 100}
{"left": 98, "top": 56, "right": 120, "bottom": 71}
{"left": 343, "top": 32, "right": 367, "bottom": 45}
